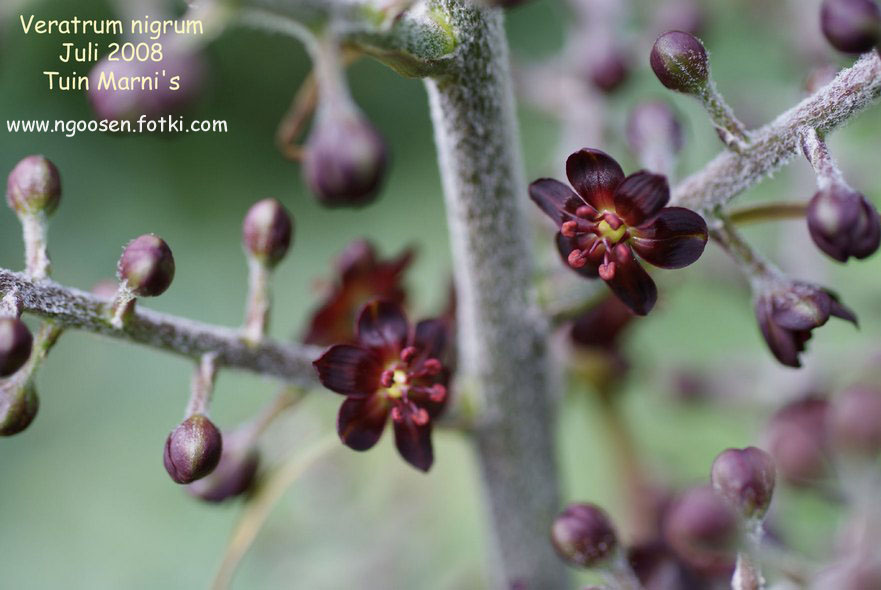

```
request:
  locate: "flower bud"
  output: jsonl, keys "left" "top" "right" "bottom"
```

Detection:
{"left": 710, "top": 447, "right": 776, "bottom": 520}
{"left": 117, "top": 234, "right": 176, "bottom": 297}
{"left": 807, "top": 186, "right": 880, "bottom": 262}
{"left": 820, "top": 0, "right": 881, "bottom": 54}
{"left": 587, "top": 48, "right": 631, "bottom": 94}
{"left": 550, "top": 503, "right": 618, "bottom": 568}
{"left": 88, "top": 50, "right": 205, "bottom": 122}
{"left": 650, "top": 31, "right": 710, "bottom": 94}
{"left": 755, "top": 282, "right": 857, "bottom": 368}
{"left": 0, "top": 379, "right": 39, "bottom": 436}
{"left": 0, "top": 318, "right": 33, "bottom": 377}
{"left": 663, "top": 487, "right": 739, "bottom": 574}
{"left": 163, "top": 414, "right": 223, "bottom": 484}
{"left": 6, "top": 155, "right": 61, "bottom": 216}
{"left": 830, "top": 385, "right": 881, "bottom": 459}
{"left": 187, "top": 437, "right": 260, "bottom": 502}
{"left": 765, "top": 397, "right": 830, "bottom": 486}
{"left": 626, "top": 101, "right": 684, "bottom": 157}
{"left": 303, "top": 107, "right": 388, "bottom": 208}
{"left": 242, "top": 198, "right": 293, "bottom": 268}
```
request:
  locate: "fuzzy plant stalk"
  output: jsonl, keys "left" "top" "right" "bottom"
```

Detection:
{"left": 424, "top": 3, "right": 565, "bottom": 587}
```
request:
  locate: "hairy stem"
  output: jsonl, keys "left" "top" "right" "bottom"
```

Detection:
{"left": 0, "top": 269, "right": 321, "bottom": 386}
{"left": 425, "top": 2, "right": 564, "bottom": 587}
{"left": 673, "top": 52, "right": 881, "bottom": 213}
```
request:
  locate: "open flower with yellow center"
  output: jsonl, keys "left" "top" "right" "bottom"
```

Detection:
{"left": 313, "top": 300, "right": 449, "bottom": 471}
{"left": 530, "top": 148, "right": 709, "bottom": 315}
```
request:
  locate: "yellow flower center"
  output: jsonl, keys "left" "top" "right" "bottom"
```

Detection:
{"left": 597, "top": 219, "right": 626, "bottom": 243}
{"left": 386, "top": 369, "right": 408, "bottom": 399}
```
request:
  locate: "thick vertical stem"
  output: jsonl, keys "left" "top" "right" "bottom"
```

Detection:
{"left": 425, "top": 3, "right": 564, "bottom": 588}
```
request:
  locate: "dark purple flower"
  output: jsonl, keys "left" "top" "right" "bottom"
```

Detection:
{"left": 0, "top": 318, "right": 33, "bottom": 378}
{"left": 807, "top": 185, "right": 880, "bottom": 262}
{"left": 529, "top": 148, "right": 708, "bottom": 315}
{"left": 302, "top": 240, "right": 413, "bottom": 346}
{"left": 710, "top": 447, "right": 776, "bottom": 520}
{"left": 820, "top": 0, "right": 881, "bottom": 54}
{"left": 550, "top": 503, "right": 619, "bottom": 568}
{"left": 313, "top": 300, "right": 450, "bottom": 471}
{"left": 754, "top": 282, "right": 857, "bottom": 368}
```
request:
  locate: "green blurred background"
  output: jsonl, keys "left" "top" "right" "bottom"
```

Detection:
{"left": 1, "top": 0, "right": 879, "bottom": 588}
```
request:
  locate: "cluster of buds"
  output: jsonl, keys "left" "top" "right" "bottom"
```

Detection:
{"left": 1, "top": 155, "right": 65, "bottom": 435}
{"left": 550, "top": 446, "right": 775, "bottom": 588}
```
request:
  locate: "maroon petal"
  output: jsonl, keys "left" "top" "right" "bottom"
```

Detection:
{"left": 756, "top": 299, "right": 803, "bottom": 368}
{"left": 603, "top": 244, "right": 658, "bottom": 316}
{"left": 565, "top": 148, "right": 625, "bottom": 211}
{"left": 630, "top": 207, "right": 708, "bottom": 269}
{"left": 337, "top": 395, "right": 389, "bottom": 451}
{"left": 556, "top": 233, "right": 603, "bottom": 278}
{"left": 313, "top": 345, "right": 383, "bottom": 396}
{"left": 393, "top": 414, "right": 434, "bottom": 471}
{"left": 413, "top": 319, "right": 448, "bottom": 361}
{"left": 613, "top": 171, "right": 670, "bottom": 226}
{"left": 356, "top": 300, "right": 409, "bottom": 353}
{"left": 529, "top": 178, "right": 586, "bottom": 226}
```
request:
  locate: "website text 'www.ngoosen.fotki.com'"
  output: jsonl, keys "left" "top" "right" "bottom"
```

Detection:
{"left": 6, "top": 116, "right": 228, "bottom": 138}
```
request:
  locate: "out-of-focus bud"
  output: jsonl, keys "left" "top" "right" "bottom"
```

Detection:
{"left": 303, "top": 106, "right": 388, "bottom": 208}
{"left": 163, "top": 414, "right": 223, "bottom": 484}
{"left": 0, "top": 318, "right": 33, "bottom": 378}
{"left": 820, "top": 0, "right": 881, "bottom": 54}
{"left": 654, "top": 0, "right": 706, "bottom": 37}
{"left": 805, "top": 64, "right": 839, "bottom": 94}
{"left": 242, "top": 198, "right": 294, "bottom": 268}
{"left": 650, "top": 31, "right": 710, "bottom": 94}
{"left": 754, "top": 282, "right": 857, "bottom": 368}
{"left": 187, "top": 434, "right": 260, "bottom": 502}
{"left": 117, "top": 234, "right": 176, "bottom": 297}
{"left": 765, "top": 397, "right": 831, "bottom": 487}
{"left": 0, "top": 379, "right": 39, "bottom": 436}
{"left": 626, "top": 101, "right": 684, "bottom": 157}
{"left": 6, "top": 155, "right": 62, "bottom": 216}
{"left": 830, "top": 385, "right": 881, "bottom": 459}
{"left": 587, "top": 47, "right": 631, "bottom": 94}
{"left": 807, "top": 186, "right": 880, "bottom": 262}
{"left": 88, "top": 49, "right": 205, "bottom": 122}
{"left": 814, "top": 557, "right": 881, "bottom": 590}
{"left": 710, "top": 447, "right": 776, "bottom": 520}
{"left": 663, "top": 487, "right": 739, "bottom": 575}
{"left": 550, "top": 503, "right": 619, "bottom": 568}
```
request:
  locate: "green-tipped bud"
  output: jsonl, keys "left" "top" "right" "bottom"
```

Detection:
{"left": 117, "top": 234, "right": 176, "bottom": 297}
{"left": 0, "top": 379, "right": 39, "bottom": 436}
{"left": 242, "top": 198, "right": 294, "bottom": 268}
{"left": 0, "top": 318, "right": 33, "bottom": 378}
{"left": 163, "top": 414, "right": 223, "bottom": 484}
{"left": 6, "top": 155, "right": 61, "bottom": 216}
{"left": 650, "top": 31, "right": 710, "bottom": 94}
